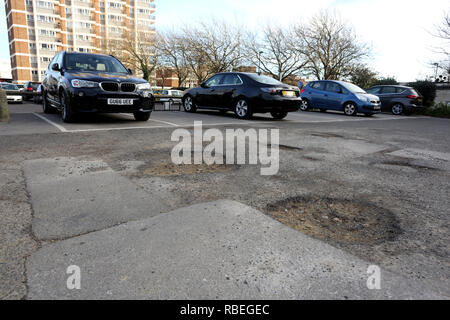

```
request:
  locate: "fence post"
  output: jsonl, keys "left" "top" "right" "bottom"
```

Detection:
{"left": 0, "top": 89, "right": 10, "bottom": 122}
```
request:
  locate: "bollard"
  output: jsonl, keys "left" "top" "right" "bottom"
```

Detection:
{"left": 0, "top": 88, "right": 10, "bottom": 122}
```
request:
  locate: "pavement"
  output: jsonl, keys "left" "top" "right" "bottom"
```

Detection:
{"left": 0, "top": 102, "right": 449, "bottom": 299}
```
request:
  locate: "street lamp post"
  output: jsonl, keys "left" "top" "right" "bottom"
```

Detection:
{"left": 257, "top": 51, "right": 263, "bottom": 75}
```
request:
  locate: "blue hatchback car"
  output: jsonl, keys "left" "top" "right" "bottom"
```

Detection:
{"left": 300, "top": 80, "right": 382, "bottom": 116}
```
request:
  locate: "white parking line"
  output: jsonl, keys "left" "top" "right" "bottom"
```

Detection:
{"left": 33, "top": 113, "right": 68, "bottom": 132}
{"left": 119, "top": 113, "right": 179, "bottom": 127}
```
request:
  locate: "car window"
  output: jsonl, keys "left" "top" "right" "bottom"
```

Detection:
{"left": 396, "top": 87, "right": 407, "bottom": 94}
{"left": 367, "top": 87, "right": 381, "bottom": 94}
{"left": 205, "top": 75, "right": 223, "bottom": 87}
{"left": 310, "top": 82, "right": 325, "bottom": 91}
{"left": 64, "top": 54, "right": 129, "bottom": 73}
{"left": 2, "top": 84, "right": 18, "bottom": 90}
{"left": 221, "top": 74, "right": 242, "bottom": 85}
{"left": 247, "top": 74, "right": 284, "bottom": 85}
{"left": 381, "top": 86, "right": 397, "bottom": 94}
{"left": 325, "top": 82, "right": 342, "bottom": 93}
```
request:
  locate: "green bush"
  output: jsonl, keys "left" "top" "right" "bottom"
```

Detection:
{"left": 372, "top": 77, "right": 399, "bottom": 86}
{"left": 407, "top": 80, "right": 436, "bottom": 107}
{"left": 423, "top": 102, "right": 450, "bottom": 118}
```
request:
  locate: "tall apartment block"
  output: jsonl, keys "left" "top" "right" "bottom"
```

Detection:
{"left": 5, "top": 0, "right": 156, "bottom": 83}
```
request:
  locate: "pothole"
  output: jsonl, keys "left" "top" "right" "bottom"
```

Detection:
{"left": 311, "top": 133, "right": 344, "bottom": 139}
{"left": 380, "top": 160, "right": 440, "bottom": 171}
{"left": 140, "top": 152, "right": 236, "bottom": 177}
{"left": 265, "top": 197, "right": 401, "bottom": 245}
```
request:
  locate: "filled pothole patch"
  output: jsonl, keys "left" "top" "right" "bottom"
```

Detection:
{"left": 265, "top": 197, "right": 401, "bottom": 245}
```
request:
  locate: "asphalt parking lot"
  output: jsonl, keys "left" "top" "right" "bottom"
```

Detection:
{"left": 0, "top": 102, "right": 449, "bottom": 299}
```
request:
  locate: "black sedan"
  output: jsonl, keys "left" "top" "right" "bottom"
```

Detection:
{"left": 182, "top": 72, "right": 301, "bottom": 119}
{"left": 41, "top": 51, "right": 154, "bottom": 123}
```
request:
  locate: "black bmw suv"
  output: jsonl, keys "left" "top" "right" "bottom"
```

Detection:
{"left": 41, "top": 51, "right": 154, "bottom": 123}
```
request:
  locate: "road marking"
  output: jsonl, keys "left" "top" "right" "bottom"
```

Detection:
{"left": 33, "top": 113, "right": 68, "bottom": 132}
{"left": 119, "top": 113, "right": 179, "bottom": 127}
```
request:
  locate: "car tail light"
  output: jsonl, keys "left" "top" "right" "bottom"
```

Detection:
{"left": 407, "top": 95, "right": 419, "bottom": 99}
{"left": 300, "top": 88, "right": 305, "bottom": 94}
{"left": 260, "top": 88, "right": 278, "bottom": 94}
{"left": 27, "top": 87, "right": 33, "bottom": 91}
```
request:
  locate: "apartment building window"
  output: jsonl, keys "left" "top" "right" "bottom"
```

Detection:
{"left": 100, "top": 1, "right": 104, "bottom": 7}
{"left": 29, "top": 43, "right": 36, "bottom": 49}
{"left": 40, "top": 57, "right": 52, "bottom": 63}
{"left": 25, "top": 0, "right": 33, "bottom": 6}
{"left": 39, "top": 29, "right": 56, "bottom": 37}
{"left": 100, "top": 14, "right": 105, "bottom": 21}
{"left": 109, "top": 2, "right": 122, "bottom": 8}
{"left": 108, "top": 15, "right": 122, "bottom": 22}
{"left": 37, "top": 15, "right": 55, "bottom": 23}
{"left": 32, "top": 70, "right": 38, "bottom": 75}
{"left": 138, "top": 9, "right": 151, "bottom": 14}
{"left": 30, "top": 57, "right": 37, "bottom": 63}
{"left": 40, "top": 43, "right": 55, "bottom": 50}
{"left": 36, "top": 1, "right": 54, "bottom": 9}
{"left": 76, "top": 35, "right": 91, "bottom": 41}
{"left": 77, "top": 22, "right": 92, "bottom": 29}
{"left": 76, "top": 8, "right": 91, "bottom": 15}
{"left": 27, "top": 14, "right": 34, "bottom": 21}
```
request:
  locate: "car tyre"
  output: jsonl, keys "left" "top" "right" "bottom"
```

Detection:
{"left": 183, "top": 96, "right": 196, "bottom": 113}
{"left": 299, "top": 99, "right": 310, "bottom": 112}
{"left": 270, "top": 111, "right": 288, "bottom": 120}
{"left": 60, "top": 91, "right": 75, "bottom": 123}
{"left": 235, "top": 98, "right": 252, "bottom": 119}
{"left": 42, "top": 92, "right": 55, "bottom": 114}
{"left": 344, "top": 102, "right": 357, "bottom": 116}
{"left": 134, "top": 111, "right": 151, "bottom": 121}
{"left": 391, "top": 103, "right": 404, "bottom": 115}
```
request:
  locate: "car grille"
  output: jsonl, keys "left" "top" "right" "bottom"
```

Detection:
{"left": 101, "top": 82, "right": 119, "bottom": 92}
{"left": 120, "top": 83, "right": 136, "bottom": 92}
{"left": 100, "top": 82, "right": 136, "bottom": 92}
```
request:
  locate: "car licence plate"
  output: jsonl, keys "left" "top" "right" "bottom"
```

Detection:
{"left": 107, "top": 98, "right": 134, "bottom": 105}
{"left": 282, "top": 91, "right": 296, "bottom": 97}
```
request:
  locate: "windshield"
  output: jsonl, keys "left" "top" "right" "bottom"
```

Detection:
{"left": 341, "top": 82, "right": 367, "bottom": 94}
{"left": 2, "top": 84, "right": 18, "bottom": 90}
{"left": 247, "top": 74, "right": 284, "bottom": 86}
{"left": 64, "top": 54, "right": 129, "bottom": 73}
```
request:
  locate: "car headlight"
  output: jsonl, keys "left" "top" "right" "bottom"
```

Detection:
{"left": 136, "top": 83, "right": 152, "bottom": 92}
{"left": 71, "top": 79, "right": 98, "bottom": 88}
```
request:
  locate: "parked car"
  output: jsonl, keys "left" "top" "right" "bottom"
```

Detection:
{"left": 23, "top": 81, "right": 40, "bottom": 101}
{"left": 0, "top": 83, "right": 23, "bottom": 103}
{"left": 159, "top": 89, "right": 183, "bottom": 104}
{"left": 182, "top": 72, "right": 301, "bottom": 119}
{"left": 33, "top": 84, "right": 43, "bottom": 104}
{"left": 300, "top": 80, "right": 381, "bottom": 116}
{"left": 366, "top": 85, "right": 423, "bottom": 115}
{"left": 41, "top": 51, "right": 155, "bottom": 123}
{"left": 16, "top": 84, "right": 25, "bottom": 91}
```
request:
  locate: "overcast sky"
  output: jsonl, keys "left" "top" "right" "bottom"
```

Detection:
{"left": 0, "top": 0, "right": 448, "bottom": 81}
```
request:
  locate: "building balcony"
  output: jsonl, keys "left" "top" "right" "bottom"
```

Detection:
{"left": 73, "top": 0, "right": 92, "bottom": 8}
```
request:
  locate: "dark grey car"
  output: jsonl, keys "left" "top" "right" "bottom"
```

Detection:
{"left": 366, "top": 85, "right": 423, "bottom": 115}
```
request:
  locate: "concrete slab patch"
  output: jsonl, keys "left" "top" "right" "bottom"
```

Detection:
{"left": 23, "top": 157, "right": 170, "bottom": 240}
{"left": 26, "top": 200, "right": 442, "bottom": 299}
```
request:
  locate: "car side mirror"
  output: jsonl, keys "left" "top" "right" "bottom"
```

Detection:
{"left": 51, "top": 63, "right": 60, "bottom": 72}
{"left": 200, "top": 82, "right": 209, "bottom": 88}
{"left": 128, "top": 68, "right": 133, "bottom": 75}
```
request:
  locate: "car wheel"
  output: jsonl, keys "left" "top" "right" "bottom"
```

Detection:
{"left": 270, "top": 111, "right": 288, "bottom": 120}
{"left": 134, "top": 111, "right": 151, "bottom": 121}
{"left": 344, "top": 102, "right": 357, "bottom": 116}
{"left": 391, "top": 103, "right": 404, "bottom": 115}
{"left": 299, "top": 99, "right": 310, "bottom": 111}
{"left": 183, "top": 96, "right": 196, "bottom": 113}
{"left": 235, "top": 99, "right": 252, "bottom": 119}
{"left": 60, "top": 91, "right": 75, "bottom": 123}
{"left": 42, "top": 92, "right": 55, "bottom": 114}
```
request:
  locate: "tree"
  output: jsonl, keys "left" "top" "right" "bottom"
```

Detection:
{"left": 156, "top": 31, "right": 191, "bottom": 87}
{"left": 244, "top": 25, "right": 307, "bottom": 81}
{"left": 107, "top": 32, "right": 157, "bottom": 81}
{"left": 350, "top": 65, "right": 378, "bottom": 89}
{"left": 433, "top": 12, "right": 450, "bottom": 79}
{"left": 372, "top": 77, "right": 399, "bottom": 86}
{"left": 407, "top": 81, "right": 437, "bottom": 107}
{"left": 295, "top": 10, "right": 370, "bottom": 80}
